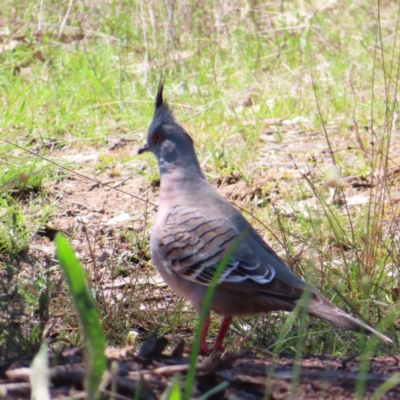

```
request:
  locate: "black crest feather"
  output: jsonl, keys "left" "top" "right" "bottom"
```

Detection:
{"left": 155, "top": 78, "right": 165, "bottom": 110}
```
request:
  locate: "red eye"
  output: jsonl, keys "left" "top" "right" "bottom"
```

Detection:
{"left": 153, "top": 133, "right": 163, "bottom": 143}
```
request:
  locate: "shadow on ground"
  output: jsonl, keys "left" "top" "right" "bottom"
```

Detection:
{"left": 1, "top": 334, "right": 399, "bottom": 399}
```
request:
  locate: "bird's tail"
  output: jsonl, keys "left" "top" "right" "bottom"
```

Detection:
{"left": 306, "top": 293, "right": 392, "bottom": 345}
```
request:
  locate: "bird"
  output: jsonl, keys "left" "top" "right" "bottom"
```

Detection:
{"left": 138, "top": 81, "right": 392, "bottom": 355}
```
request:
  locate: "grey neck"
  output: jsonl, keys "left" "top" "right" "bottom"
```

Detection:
{"left": 158, "top": 141, "right": 205, "bottom": 179}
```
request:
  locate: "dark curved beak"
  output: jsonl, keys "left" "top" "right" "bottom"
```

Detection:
{"left": 138, "top": 143, "right": 150, "bottom": 155}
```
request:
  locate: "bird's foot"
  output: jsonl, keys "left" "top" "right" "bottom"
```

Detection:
{"left": 200, "top": 342, "right": 225, "bottom": 356}
{"left": 184, "top": 315, "right": 231, "bottom": 356}
{"left": 184, "top": 343, "right": 224, "bottom": 356}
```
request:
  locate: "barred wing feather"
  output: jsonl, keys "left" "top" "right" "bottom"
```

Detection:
{"left": 158, "top": 205, "right": 276, "bottom": 285}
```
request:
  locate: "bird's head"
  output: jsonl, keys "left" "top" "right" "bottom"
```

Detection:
{"left": 138, "top": 81, "right": 202, "bottom": 176}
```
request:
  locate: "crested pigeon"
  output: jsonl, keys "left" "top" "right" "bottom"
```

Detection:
{"left": 138, "top": 82, "right": 392, "bottom": 355}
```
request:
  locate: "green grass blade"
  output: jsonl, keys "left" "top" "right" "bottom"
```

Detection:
{"left": 56, "top": 233, "right": 107, "bottom": 400}
{"left": 161, "top": 373, "right": 182, "bottom": 400}
{"left": 184, "top": 232, "right": 246, "bottom": 400}
{"left": 371, "top": 372, "right": 400, "bottom": 400}
{"left": 263, "top": 284, "right": 313, "bottom": 400}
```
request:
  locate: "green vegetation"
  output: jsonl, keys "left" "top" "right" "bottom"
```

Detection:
{"left": 0, "top": 0, "right": 399, "bottom": 397}
{"left": 56, "top": 233, "right": 107, "bottom": 399}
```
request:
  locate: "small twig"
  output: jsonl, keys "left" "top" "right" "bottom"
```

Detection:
{"left": 105, "top": 175, "right": 133, "bottom": 191}
{"left": 138, "top": 0, "right": 149, "bottom": 83}
{"left": 6, "top": 367, "right": 31, "bottom": 381}
{"left": 0, "top": 381, "right": 31, "bottom": 393}
{"left": 310, "top": 74, "right": 336, "bottom": 166}
{"left": 6, "top": 366, "right": 157, "bottom": 400}
{"left": 38, "top": 0, "right": 44, "bottom": 32}
{"left": 59, "top": 0, "right": 74, "bottom": 38}
{"left": 133, "top": 362, "right": 202, "bottom": 378}
{"left": 129, "top": 349, "right": 250, "bottom": 379}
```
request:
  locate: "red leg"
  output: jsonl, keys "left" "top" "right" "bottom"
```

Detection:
{"left": 199, "top": 316, "right": 211, "bottom": 355}
{"left": 187, "top": 315, "right": 233, "bottom": 356}
{"left": 213, "top": 316, "right": 233, "bottom": 353}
